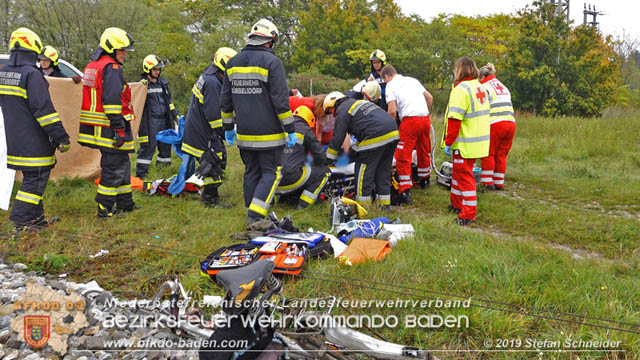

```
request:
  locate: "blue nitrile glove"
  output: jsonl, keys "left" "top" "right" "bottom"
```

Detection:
{"left": 305, "top": 153, "right": 313, "bottom": 165}
{"left": 444, "top": 145, "right": 452, "bottom": 156}
{"left": 225, "top": 129, "right": 236, "bottom": 145}
{"left": 336, "top": 152, "right": 350, "bottom": 167}
{"left": 287, "top": 132, "right": 297, "bottom": 148}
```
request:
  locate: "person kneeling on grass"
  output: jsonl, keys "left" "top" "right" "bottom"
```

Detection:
{"left": 275, "top": 105, "right": 330, "bottom": 209}
{"left": 323, "top": 91, "right": 399, "bottom": 211}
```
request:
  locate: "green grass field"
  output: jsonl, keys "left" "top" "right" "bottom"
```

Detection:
{"left": 2, "top": 111, "right": 639, "bottom": 359}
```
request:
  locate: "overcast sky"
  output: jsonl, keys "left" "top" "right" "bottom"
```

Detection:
{"left": 395, "top": 0, "right": 639, "bottom": 44}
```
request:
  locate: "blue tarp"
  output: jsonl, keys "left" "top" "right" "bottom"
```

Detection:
{"left": 156, "top": 116, "right": 196, "bottom": 196}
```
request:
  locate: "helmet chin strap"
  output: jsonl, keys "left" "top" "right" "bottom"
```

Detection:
{"left": 148, "top": 69, "right": 160, "bottom": 80}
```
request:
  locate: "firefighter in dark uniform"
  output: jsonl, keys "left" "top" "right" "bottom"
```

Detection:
{"left": 78, "top": 27, "right": 138, "bottom": 218}
{"left": 135, "top": 54, "right": 179, "bottom": 178}
{"left": 323, "top": 91, "right": 399, "bottom": 209}
{"left": 221, "top": 19, "right": 296, "bottom": 224}
{"left": 1, "top": 27, "right": 71, "bottom": 230}
{"left": 366, "top": 50, "right": 388, "bottom": 111}
{"left": 182, "top": 47, "right": 237, "bottom": 208}
{"left": 38, "top": 45, "right": 65, "bottom": 78}
{"left": 276, "top": 105, "right": 330, "bottom": 209}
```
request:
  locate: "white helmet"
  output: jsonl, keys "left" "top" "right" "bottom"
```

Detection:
{"left": 361, "top": 81, "right": 381, "bottom": 102}
{"left": 248, "top": 19, "right": 279, "bottom": 45}
{"left": 323, "top": 91, "right": 346, "bottom": 114}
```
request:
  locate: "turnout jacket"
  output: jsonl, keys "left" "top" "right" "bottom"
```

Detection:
{"left": 282, "top": 116, "right": 326, "bottom": 176}
{"left": 79, "top": 54, "right": 135, "bottom": 153}
{"left": 0, "top": 50, "right": 69, "bottom": 170}
{"left": 326, "top": 99, "right": 399, "bottom": 161}
{"left": 182, "top": 65, "right": 224, "bottom": 158}
{"left": 137, "top": 74, "right": 179, "bottom": 145}
{"left": 220, "top": 45, "right": 294, "bottom": 150}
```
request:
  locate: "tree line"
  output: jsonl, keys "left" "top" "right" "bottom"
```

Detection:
{"left": 1, "top": 0, "right": 638, "bottom": 116}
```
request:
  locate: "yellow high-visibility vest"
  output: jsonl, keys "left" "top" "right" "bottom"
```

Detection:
{"left": 442, "top": 79, "right": 491, "bottom": 159}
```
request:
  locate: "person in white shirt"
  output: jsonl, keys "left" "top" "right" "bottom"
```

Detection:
{"left": 382, "top": 65, "right": 433, "bottom": 205}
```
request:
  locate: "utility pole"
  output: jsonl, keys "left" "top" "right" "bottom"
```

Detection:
{"left": 583, "top": 3, "right": 604, "bottom": 30}
{"left": 549, "top": 0, "right": 570, "bottom": 23}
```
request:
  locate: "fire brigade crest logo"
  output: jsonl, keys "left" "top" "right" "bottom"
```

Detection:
{"left": 24, "top": 315, "right": 50, "bottom": 348}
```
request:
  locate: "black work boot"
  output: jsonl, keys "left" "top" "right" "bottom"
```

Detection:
{"left": 295, "top": 201, "right": 309, "bottom": 210}
{"left": 448, "top": 204, "right": 461, "bottom": 214}
{"left": 399, "top": 189, "right": 412, "bottom": 205}
{"left": 97, "top": 204, "right": 116, "bottom": 218}
{"left": 480, "top": 184, "right": 496, "bottom": 192}
{"left": 244, "top": 215, "right": 262, "bottom": 225}
{"left": 455, "top": 218, "right": 476, "bottom": 226}
{"left": 418, "top": 177, "right": 430, "bottom": 189}
{"left": 202, "top": 194, "right": 231, "bottom": 209}
{"left": 119, "top": 204, "right": 142, "bottom": 213}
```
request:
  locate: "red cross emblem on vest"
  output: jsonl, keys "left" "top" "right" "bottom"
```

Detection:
{"left": 495, "top": 83, "right": 504, "bottom": 93}
{"left": 475, "top": 87, "right": 486, "bottom": 104}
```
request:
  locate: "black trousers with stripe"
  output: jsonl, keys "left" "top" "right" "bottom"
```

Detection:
{"left": 135, "top": 116, "right": 172, "bottom": 177}
{"left": 10, "top": 168, "right": 50, "bottom": 226}
{"left": 239, "top": 148, "right": 283, "bottom": 219}
{"left": 354, "top": 142, "right": 397, "bottom": 204}
{"left": 96, "top": 150, "right": 134, "bottom": 210}
{"left": 278, "top": 165, "right": 330, "bottom": 206}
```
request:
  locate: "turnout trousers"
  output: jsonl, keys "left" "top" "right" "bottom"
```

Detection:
{"left": 136, "top": 116, "right": 172, "bottom": 178}
{"left": 277, "top": 165, "right": 331, "bottom": 206}
{"left": 199, "top": 137, "right": 224, "bottom": 199}
{"left": 96, "top": 150, "right": 134, "bottom": 211}
{"left": 450, "top": 150, "right": 478, "bottom": 221}
{"left": 240, "top": 148, "right": 283, "bottom": 219}
{"left": 480, "top": 121, "right": 516, "bottom": 189}
{"left": 395, "top": 116, "right": 431, "bottom": 193}
{"left": 355, "top": 141, "right": 397, "bottom": 206}
{"left": 10, "top": 168, "right": 51, "bottom": 227}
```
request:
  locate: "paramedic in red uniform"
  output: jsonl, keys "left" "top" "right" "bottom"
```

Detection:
{"left": 479, "top": 63, "right": 516, "bottom": 191}
{"left": 382, "top": 65, "right": 434, "bottom": 205}
{"left": 443, "top": 57, "right": 491, "bottom": 226}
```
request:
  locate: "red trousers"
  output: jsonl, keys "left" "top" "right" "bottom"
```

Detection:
{"left": 451, "top": 151, "right": 477, "bottom": 220}
{"left": 395, "top": 115, "right": 431, "bottom": 193}
{"left": 480, "top": 121, "right": 516, "bottom": 188}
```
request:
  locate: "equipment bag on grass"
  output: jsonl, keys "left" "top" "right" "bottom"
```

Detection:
{"left": 200, "top": 244, "right": 261, "bottom": 280}
{"left": 257, "top": 241, "right": 307, "bottom": 275}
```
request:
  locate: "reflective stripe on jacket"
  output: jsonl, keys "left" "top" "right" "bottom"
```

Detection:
{"left": 282, "top": 117, "right": 326, "bottom": 177}
{"left": 444, "top": 79, "right": 491, "bottom": 159}
{"left": 220, "top": 45, "right": 294, "bottom": 150}
{"left": 326, "top": 99, "right": 398, "bottom": 160}
{"left": 182, "top": 64, "right": 223, "bottom": 158}
{"left": 0, "top": 50, "right": 69, "bottom": 170}
{"left": 78, "top": 55, "right": 134, "bottom": 153}
{"left": 137, "top": 75, "right": 179, "bottom": 145}
{"left": 481, "top": 75, "right": 516, "bottom": 125}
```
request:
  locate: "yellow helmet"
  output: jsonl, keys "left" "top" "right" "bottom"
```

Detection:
{"left": 213, "top": 47, "right": 237, "bottom": 72}
{"left": 142, "top": 55, "right": 164, "bottom": 73}
{"left": 249, "top": 18, "right": 279, "bottom": 44}
{"left": 38, "top": 45, "right": 60, "bottom": 66}
{"left": 369, "top": 49, "right": 386, "bottom": 63}
{"left": 99, "top": 27, "right": 135, "bottom": 54}
{"left": 323, "top": 91, "right": 346, "bottom": 114}
{"left": 293, "top": 105, "right": 316, "bottom": 129}
{"left": 9, "top": 27, "right": 43, "bottom": 54}
{"left": 361, "top": 81, "right": 381, "bottom": 102}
